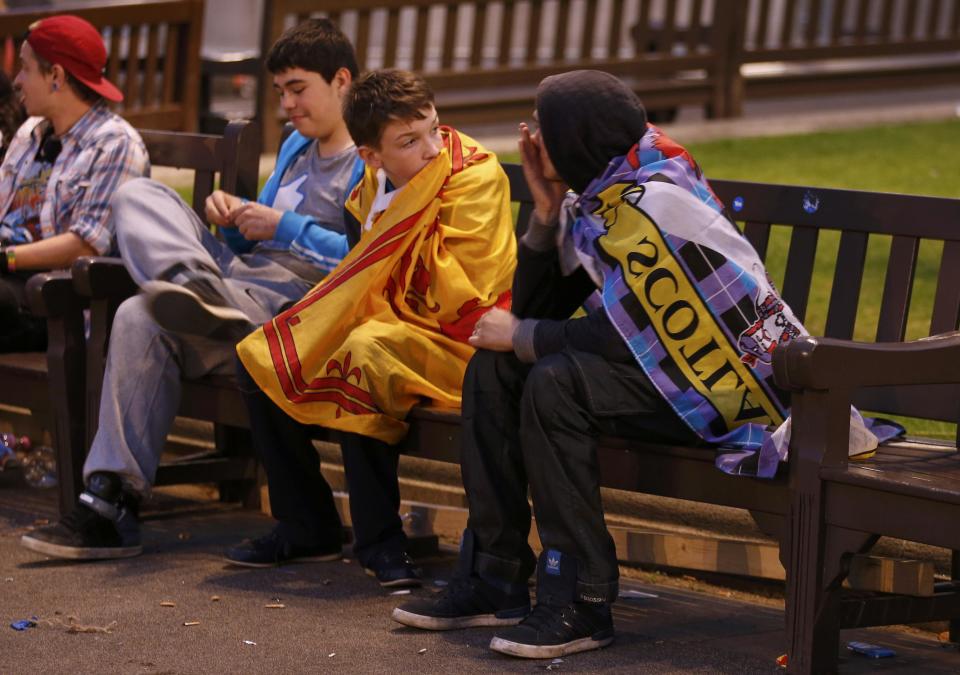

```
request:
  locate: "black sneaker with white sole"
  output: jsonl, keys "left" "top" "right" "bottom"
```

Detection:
{"left": 20, "top": 472, "right": 142, "bottom": 560}
{"left": 489, "top": 601, "right": 614, "bottom": 659}
{"left": 364, "top": 550, "right": 422, "bottom": 588}
{"left": 392, "top": 575, "right": 530, "bottom": 630}
{"left": 143, "top": 275, "right": 253, "bottom": 341}
{"left": 224, "top": 530, "right": 343, "bottom": 568}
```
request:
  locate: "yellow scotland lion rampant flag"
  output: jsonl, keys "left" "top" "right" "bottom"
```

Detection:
{"left": 237, "top": 128, "right": 516, "bottom": 444}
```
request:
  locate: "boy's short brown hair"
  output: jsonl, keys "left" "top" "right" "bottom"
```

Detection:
{"left": 266, "top": 18, "right": 358, "bottom": 82}
{"left": 343, "top": 69, "right": 435, "bottom": 148}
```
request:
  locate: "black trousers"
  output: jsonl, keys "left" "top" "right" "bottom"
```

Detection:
{"left": 237, "top": 359, "right": 407, "bottom": 566}
{"left": 461, "top": 349, "right": 698, "bottom": 604}
{"left": 0, "top": 273, "right": 46, "bottom": 352}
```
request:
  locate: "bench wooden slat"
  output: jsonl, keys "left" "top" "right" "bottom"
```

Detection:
{"left": 638, "top": 0, "right": 656, "bottom": 54}
{"left": 743, "top": 221, "right": 771, "bottom": 260}
{"left": 107, "top": 25, "right": 122, "bottom": 86}
{"left": 880, "top": 0, "right": 895, "bottom": 38}
{"left": 928, "top": 0, "right": 944, "bottom": 38}
{"left": 526, "top": 1, "right": 544, "bottom": 65}
{"left": 781, "top": 226, "right": 819, "bottom": 322}
{"left": 143, "top": 24, "right": 160, "bottom": 108}
{"left": 384, "top": 7, "right": 401, "bottom": 68}
{"left": 744, "top": 36, "right": 960, "bottom": 63}
{"left": 854, "top": 0, "right": 870, "bottom": 41}
{"left": 823, "top": 457, "right": 960, "bottom": 507}
{"left": 754, "top": 0, "right": 771, "bottom": 49}
{"left": 657, "top": 0, "right": 679, "bottom": 54}
{"left": 581, "top": 0, "right": 598, "bottom": 59}
{"left": 471, "top": 2, "right": 488, "bottom": 68}
{"left": 554, "top": 0, "right": 571, "bottom": 62}
{"left": 876, "top": 235, "right": 919, "bottom": 342}
{"left": 192, "top": 172, "right": 215, "bottom": 217}
{"left": 781, "top": 0, "right": 798, "bottom": 46}
{"left": 125, "top": 24, "right": 142, "bottom": 106}
{"left": 824, "top": 230, "right": 868, "bottom": 339}
{"left": 829, "top": 0, "right": 844, "bottom": 43}
{"left": 806, "top": 0, "right": 822, "bottom": 45}
{"left": 412, "top": 5, "right": 429, "bottom": 71}
{"left": 688, "top": 0, "right": 707, "bottom": 53}
{"left": 0, "top": 352, "right": 49, "bottom": 376}
{"left": 499, "top": 0, "right": 517, "bottom": 66}
{"left": 162, "top": 20, "right": 178, "bottom": 106}
{"left": 355, "top": 8, "right": 371, "bottom": 66}
{"left": 442, "top": 3, "right": 458, "bottom": 69}
{"left": 930, "top": 239, "right": 960, "bottom": 335}
{"left": 903, "top": 0, "right": 920, "bottom": 39}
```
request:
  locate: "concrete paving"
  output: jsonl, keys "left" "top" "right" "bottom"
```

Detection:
{"left": 2, "top": 470, "right": 960, "bottom": 674}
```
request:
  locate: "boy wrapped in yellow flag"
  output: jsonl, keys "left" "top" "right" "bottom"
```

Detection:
{"left": 228, "top": 70, "right": 516, "bottom": 587}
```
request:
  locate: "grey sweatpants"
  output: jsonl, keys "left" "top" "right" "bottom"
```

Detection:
{"left": 83, "top": 178, "right": 315, "bottom": 495}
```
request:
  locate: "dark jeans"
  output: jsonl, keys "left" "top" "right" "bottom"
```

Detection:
{"left": 0, "top": 273, "right": 46, "bottom": 352}
{"left": 236, "top": 358, "right": 407, "bottom": 566}
{"left": 461, "top": 349, "right": 698, "bottom": 604}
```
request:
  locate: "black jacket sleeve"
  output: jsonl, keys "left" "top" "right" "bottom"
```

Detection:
{"left": 511, "top": 224, "right": 635, "bottom": 363}
{"left": 511, "top": 241, "right": 596, "bottom": 319}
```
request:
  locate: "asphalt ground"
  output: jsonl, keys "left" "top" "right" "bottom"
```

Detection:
{"left": 2, "top": 470, "right": 960, "bottom": 674}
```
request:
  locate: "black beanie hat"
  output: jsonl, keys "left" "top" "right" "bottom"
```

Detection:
{"left": 536, "top": 70, "right": 647, "bottom": 194}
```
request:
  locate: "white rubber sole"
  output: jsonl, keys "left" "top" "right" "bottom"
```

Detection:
{"left": 143, "top": 280, "right": 252, "bottom": 338}
{"left": 20, "top": 534, "right": 142, "bottom": 560}
{"left": 223, "top": 551, "right": 342, "bottom": 568}
{"left": 364, "top": 567, "right": 422, "bottom": 588}
{"left": 489, "top": 634, "right": 614, "bottom": 659}
{"left": 391, "top": 607, "right": 526, "bottom": 631}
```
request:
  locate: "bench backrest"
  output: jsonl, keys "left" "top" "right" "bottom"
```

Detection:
{"left": 712, "top": 179, "right": 960, "bottom": 426}
{"left": 0, "top": 0, "right": 204, "bottom": 132}
{"left": 258, "top": 0, "right": 739, "bottom": 147}
{"left": 139, "top": 121, "right": 261, "bottom": 217}
{"left": 739, "top": 0, "right": 960, "bottom": 65}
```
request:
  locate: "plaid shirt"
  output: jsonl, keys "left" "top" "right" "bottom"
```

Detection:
{"left": 0, "top": 103, "right": 149, "bottom": 255}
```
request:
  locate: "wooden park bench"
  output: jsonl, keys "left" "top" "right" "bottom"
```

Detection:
{"left": 252, "top": 0, "right": 740, "bottom": 149}
{"left": 726, "top": 0, "right": 960, "bottom": 116}
{"left": 0, "top": 0, "right": 205, "bottom": 132}
{"left": 55, "top": 168, "right": 960, "bottom": 672}
{"left": 18, "top": 119, "right": 261, "bottom": 515}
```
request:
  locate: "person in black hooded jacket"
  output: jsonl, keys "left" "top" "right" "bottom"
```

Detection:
{"left": 391, "top": 70, "right": 703, "bottom": 659}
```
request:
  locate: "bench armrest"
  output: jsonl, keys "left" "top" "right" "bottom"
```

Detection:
{"left": 71, "top": 256, "right": 138, "bottom": 301}
{"left": 26, "top": 270, "right": 88, "bottom": 319}
{"left": 774, "top": 333, "right": 960, "bottom": 392}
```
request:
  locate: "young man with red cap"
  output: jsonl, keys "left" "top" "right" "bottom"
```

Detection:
{"left": 0, "top": 15, "right": 148, "bottom": 351}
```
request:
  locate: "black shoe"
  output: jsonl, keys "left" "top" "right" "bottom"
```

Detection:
{"left": 143, "top": 274, "right": 253, "bottom": 340}
{"left": 392, "top": 575, "right": 530, "bottom": 630}
{"left": 489, "top": 602, "right": 614, "bottom": 659}
{"left": 364, "top": 550, "right": 422, "bottom": 588}
{"left": 20, "top": 504, "right": 142, "bottom": 560}
{"left": 224, "top": 530, "right": 343, "bottom": 568}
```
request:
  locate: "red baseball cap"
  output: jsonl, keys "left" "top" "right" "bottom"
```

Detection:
{"left": 26, "top": 15, "right": 123, "bottom": 102}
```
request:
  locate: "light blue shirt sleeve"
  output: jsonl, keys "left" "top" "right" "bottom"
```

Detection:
{"left": 274, "top": 210, "right": 349, "bottom": 273}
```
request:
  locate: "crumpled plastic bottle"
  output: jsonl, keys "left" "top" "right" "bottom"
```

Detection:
{"left": 21, "top": 442, "right": 58, "bottom": 489}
